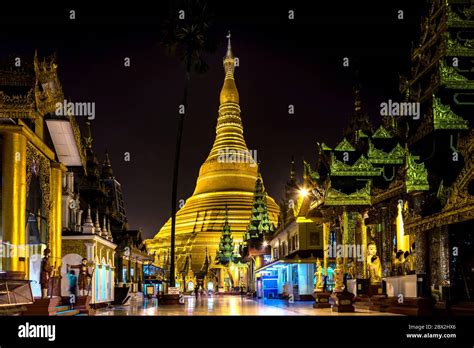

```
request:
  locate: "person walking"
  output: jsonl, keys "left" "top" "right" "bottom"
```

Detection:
{"left": 194, "top": 285, "right": 199, "bottom": 299}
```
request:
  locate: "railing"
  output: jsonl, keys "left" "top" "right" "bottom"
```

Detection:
{"left": 0, "top": 279, "right": 34, "bottom": 307}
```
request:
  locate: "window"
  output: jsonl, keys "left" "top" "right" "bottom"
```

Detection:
{"left": 310, "top": 231, "right": 321, "bottom": 247}
{"left": 291, "top": 235, "right": 297, "bottom": 251}
{"left": 26, "top": 173, "right": 48, "bottom": 245}
{"left": 273, "top": 247, "right": 278, "bottom": 260}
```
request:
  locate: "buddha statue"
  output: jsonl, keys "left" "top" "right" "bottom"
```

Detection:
{"left": 395, "top": 250, "right": 405, "bottom": 275}
{"left": 369, "top": 255, "right": 382, "bottom": 285}
{"left": 366, "top": 242, "right": 378, "bottom": 279}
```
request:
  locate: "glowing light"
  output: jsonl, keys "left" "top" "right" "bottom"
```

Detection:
{"left": 300, "top": 188, "right": 309, "bottom": 197}
{"left": 263, "top": 241, "right": 268, "bottom": 247}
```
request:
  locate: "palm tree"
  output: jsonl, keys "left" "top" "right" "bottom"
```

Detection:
{"left": 161, "top": 0, "right": 216, "bottom": 288}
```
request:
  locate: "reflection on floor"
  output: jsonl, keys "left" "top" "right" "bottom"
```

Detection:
{"left": 95, "top": 295, "right": 401, "bottom": 316}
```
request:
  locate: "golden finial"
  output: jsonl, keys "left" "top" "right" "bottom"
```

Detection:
{"left": 220, "top": 30, "right": 238, "bottom": 103}
{"left": 226, "top": 31, "right": 231, "bottom": 54}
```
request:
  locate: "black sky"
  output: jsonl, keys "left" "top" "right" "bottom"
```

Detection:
{"left": 0, "top": 1, "right": 426, "bottom": 238}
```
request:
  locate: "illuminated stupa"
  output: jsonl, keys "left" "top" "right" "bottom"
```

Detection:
{"left": 146, "top": 34, "right": 279, "bottom": 272}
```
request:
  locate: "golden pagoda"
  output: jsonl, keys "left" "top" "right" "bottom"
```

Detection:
{"left": 146, "top": 34, "right": 280, "bottom": 272}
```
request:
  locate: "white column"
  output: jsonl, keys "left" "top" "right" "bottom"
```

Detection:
{"left": 84, "top": 242, "right": 95, "bottom": 261}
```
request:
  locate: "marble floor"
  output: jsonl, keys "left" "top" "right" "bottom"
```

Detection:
{"left": 94, "top": 295, "right": 401, "bottom": 316}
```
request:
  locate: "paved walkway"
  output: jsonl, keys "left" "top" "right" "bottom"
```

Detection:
{"left": 95, "top": 295, "right": 400, "bottom": 316}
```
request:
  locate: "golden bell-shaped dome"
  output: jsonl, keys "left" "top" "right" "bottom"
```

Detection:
{"left": 220, "top": 78, "right": 239, "bottom": 104}
{"left": 147, "top": 32, "right": 279, "bottom": 272}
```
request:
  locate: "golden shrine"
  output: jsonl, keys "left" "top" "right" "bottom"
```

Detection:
{"left": 146, "top": 36, "right": 280, "bottom": 272}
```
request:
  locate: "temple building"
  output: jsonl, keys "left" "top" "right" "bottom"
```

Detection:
{"left": 0, "top": 51, "right": 152, "bottom": 313}
{"left": 146, "top": 36, "right": 280, "bottom": 275}
{"left": 286, "top": 0, "right": 473, "bottom": 314}
{"left": 61, "top": 122, "right": 152, "bottom": 305}
{"left": 0, "top": 53, "right": 73, "bottom": 298}
{"left": 251, "top": 159, "right": 326, "bottom": 300}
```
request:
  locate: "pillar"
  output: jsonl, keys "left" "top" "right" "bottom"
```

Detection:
{"left": 354, "top": 212, "right": 367, "bottom": 279}
{"left": 50, "top": 163, "right": 64, "bottom": 269}
{"left": 342, "top": 209, "right": 349, "bottom": 268}
{"left": 127, "top": 257, "right": 131, "bottom": 283}
{"left": 323, "top": 222, "right": 330, "bottom": 277}
{"left": 1, "top": 132, "right": 27, "bottom": 275}
{"left": 415, "top": 230, "right": 429, "bottom": 297}
{"left": 117, "top": 254, "right": 123, "bottom": 283}
{"left": 439, "top": 225, "right": 450, "bottom": 286}
{"left": 380, "top": 206, "right": 392, "bottom": 277}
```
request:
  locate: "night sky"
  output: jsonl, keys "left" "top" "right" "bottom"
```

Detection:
{"left": 0, "top": 1, "right": 426, "bottom": 238}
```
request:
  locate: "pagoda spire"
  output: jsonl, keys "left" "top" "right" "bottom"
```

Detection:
{"left": 288, "top": 155, "right": 296, "bottom": 185}
{"left": 246, "top": 177, "right": 274, "bottom": 240}
{"left": 194, "top": 32, "right": 256, "bottom": 195}
{"left": 101, "top": 150, "right": 114, "bottom": 179}
{"left": 200, "top": 247, "right": 210, "bottom": 273}
{"left": 84, "top": 121, "right": 94, "bottom": 149}
{"left": 343, "top": 69, "right": 373, "bottom": 143}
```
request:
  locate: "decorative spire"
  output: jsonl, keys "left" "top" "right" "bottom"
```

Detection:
{"left": 289, "top": 155, "right": 296, "bottom": 183}
{"left": 101, "top": 216, "right": 108, "bottom": 237}
{"left": 94, "top": 210, "right": 101, "bottom": 234}
{"left": 200, "top": 247, "right": 210, "bottom": 273}
{"left": 194, "top": 32, "right": 256, "bottom": 196}
{"left": 226, "top": 31, "right": 232, "bottom": 58}
{"left": 246, "top": 177, "right": 274, "bottom": 240}
{"left": 217, "top": 205, "right": 235, "bottom": 265}
{"left": 343, "top": 69, "right": 373, "bottom": 143}
{"left": 82, "top": 205, "right": 95, "bottom": 234}
{"left": 84, "top": 121, "right": 94, "bottom": 149}
{"left": 220, "top": 31, "right": 238, "bottom": 103}
{"left": 107, "top": 219, "right": 112, "bottom": 241}
{"left": 101, "top": 150, "right": 114, "bottom": 179}
{"left": 85, "top": 205, "right": 93, "bottom": 224}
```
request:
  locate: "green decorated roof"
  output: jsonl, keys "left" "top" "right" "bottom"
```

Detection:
{"left": 368, "top": 140, "right": 405, "bottom": 165}
{"left": 439, "top": 60, "right": 474, "bottom": 89}
{"left": 433, "top": 96, "right": 469, "bottom": 130}
{"left": 405, "top": 151, "right": 429, "bottom": 193}
{"left": 447, "top": 4, "right": 474, "bottom": 29}
{"left": 357, "top": 129, "right": 369, "bottom": 138}
{"left": 446, "top": 32, "right": 474, "bottom": 57}
{"left": 334, "top": 138, "right": 356, "bottom": 151}
{"left": 372, "top": 125, "right": 392, "bottom": 139}
{"left": 320, "top": 142, "right": 332, "bottom": 151}
{"left": 331, "top": 154, "right": 383, "bottom": 176}
{"left": 325, "top": 180, "right": 372, "bottom": 206}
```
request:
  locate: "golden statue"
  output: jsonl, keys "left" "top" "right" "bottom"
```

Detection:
{"left": 366, "top": 242, "right": 382, "bottom": 284}
{"left": 369, "top": 255, "right": 382, "bottom": 285}
{"left": 314, "top": 258, "right": 324, "bottom": 292}
{"left": 333, "top": 258, "right": 345, "bottom": 292}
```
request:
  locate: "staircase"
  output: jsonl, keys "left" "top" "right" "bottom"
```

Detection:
{"left": 23, "top": 296, "right": 92, "bottom": 316}
{"left": 52, "top": 305, "right": 81, "bottom": 316}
